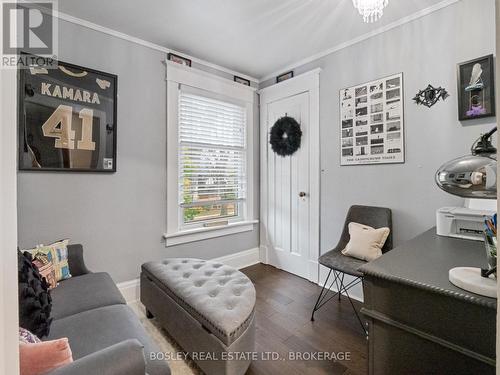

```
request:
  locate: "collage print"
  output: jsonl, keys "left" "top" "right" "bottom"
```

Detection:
{"left": 340, "top": 73, "right": 404, "bottom": 165}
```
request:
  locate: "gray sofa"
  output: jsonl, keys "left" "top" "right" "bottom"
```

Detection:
{"left": 43, "top": 244, "right": 170, "bottom": 375}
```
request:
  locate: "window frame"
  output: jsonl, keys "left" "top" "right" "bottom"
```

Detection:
{"left": 164, "top": 61, "right": 256, "bottom": 246}
{"left": 177, "top": 86, "right": 248, "bottom": 230}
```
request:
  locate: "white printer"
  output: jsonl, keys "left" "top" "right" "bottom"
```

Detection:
{"left": 436, "top": 199, "right": 497, "bottom": 241}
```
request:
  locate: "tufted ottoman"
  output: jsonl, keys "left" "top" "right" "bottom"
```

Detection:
{"left": 140, "top": 258, "right": 256, "bottom": 375}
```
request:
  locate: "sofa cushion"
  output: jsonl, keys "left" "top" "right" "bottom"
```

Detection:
{"left": 51, "top": 273, "right": 125, "bottom": 320}
{"left": 47, "top": 304, "right": 169, "bottom": 375}
{"left": 142, "top": 258, "right": 256, "bottom": 346}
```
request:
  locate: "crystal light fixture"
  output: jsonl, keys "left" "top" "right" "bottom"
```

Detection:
{"left": 352, "top": 0, "right": 389, "bottom": 23}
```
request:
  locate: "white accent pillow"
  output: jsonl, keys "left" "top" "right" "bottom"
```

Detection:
{"left": 341, "top": 222, "right": 390, "bottom": 262}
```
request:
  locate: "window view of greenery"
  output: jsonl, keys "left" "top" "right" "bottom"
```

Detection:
{"left": 183, "top": 203, "right": 238, "bottom": 223}
{"left": 181, "top": 146, "right": 243, "bottom": 223}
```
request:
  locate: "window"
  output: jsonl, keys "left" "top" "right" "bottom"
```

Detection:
{"left": 164, "top": 62, "right": 256, "bottom": 246}
{"left": 178, "top": 92, "right": 246, "bottom": 225}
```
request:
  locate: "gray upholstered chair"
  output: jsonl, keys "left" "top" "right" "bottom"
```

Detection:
{"left": 311, "top": 205, "right": 392, "bottom": 334}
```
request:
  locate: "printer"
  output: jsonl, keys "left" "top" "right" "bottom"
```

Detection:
{"left": 436, "top": 199, "right": 497, "bottom": 241}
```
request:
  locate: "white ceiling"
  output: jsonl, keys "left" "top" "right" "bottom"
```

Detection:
{"left": 56, "top": 0, "right": 451, "bottom": 80}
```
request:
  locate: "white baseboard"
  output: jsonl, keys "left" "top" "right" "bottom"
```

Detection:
{"left": 117, "top": 247, "right": 260, "bottom": 303}
{"left": 117, "top": 278, "right": 140, "bottom": 304}
{"left": 212, "top": 247, "right": 260, "bottom": 269}
{"left": 117, "top": 251, "right": 363, "bottom": 306}
{"left": 318, "top": 265, "right": 364, "bottom": 303}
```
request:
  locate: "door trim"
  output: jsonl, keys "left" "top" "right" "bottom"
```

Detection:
{"left": 259, "top": 68, "right": 321, "bottom": 283}
{"left": 0, "top": 48, "right": 20, "bottom": 374}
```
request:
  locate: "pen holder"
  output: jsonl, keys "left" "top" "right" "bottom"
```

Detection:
{"left": 484, "top": 233, "right": 497, "bottom": 278}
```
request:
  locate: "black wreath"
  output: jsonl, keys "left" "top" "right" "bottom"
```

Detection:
{"left": 269, "top": 116, "right": 302, "bottom": 156}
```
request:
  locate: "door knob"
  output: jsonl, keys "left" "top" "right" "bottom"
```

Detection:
{"left": 299, "top": 192, "right": 307, "bottom": 198}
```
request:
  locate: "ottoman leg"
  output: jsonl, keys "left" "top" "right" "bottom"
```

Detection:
{"left": 146, "top": 309, "right": 154, "bottom": 319}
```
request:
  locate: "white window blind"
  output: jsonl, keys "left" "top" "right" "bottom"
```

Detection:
{"left": 178, "top": 91, "right": 247, "bottom": 224}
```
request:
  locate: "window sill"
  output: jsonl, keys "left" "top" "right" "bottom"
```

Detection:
{"left": 164, "top": 220, "right": 258, "bottom": 247}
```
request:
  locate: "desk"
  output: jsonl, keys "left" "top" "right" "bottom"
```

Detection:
{"left": 360, "top": 228, "right": 496, "bottom": 375}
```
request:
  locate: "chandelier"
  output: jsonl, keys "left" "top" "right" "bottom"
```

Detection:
{"left": 352, "top": 0, "right": 389, "bottom": 23}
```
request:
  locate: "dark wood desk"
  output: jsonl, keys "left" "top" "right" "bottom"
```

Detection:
{"left": 360, "top": 228, "right": 496, "bottom": 375}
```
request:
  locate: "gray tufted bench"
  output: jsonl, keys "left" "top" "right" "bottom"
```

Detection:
{"left": 140, "top": 258, "right": 256, "bottom": 375}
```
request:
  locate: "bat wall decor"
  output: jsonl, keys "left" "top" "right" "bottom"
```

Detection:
{"left": 413, "top": 84, "right": 449, "bottom": 108}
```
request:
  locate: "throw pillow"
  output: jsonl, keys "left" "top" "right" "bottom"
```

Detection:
{"left": 19, "top": 328, "right": 41, "bottom": 344}
{"left": 27, "top": 239, "right": 71, "bottom": 282}
{"left": 342, "top": 222, "right": 390, "bottom": 262}
{"left": 18, "top": 250, "right": 53, "bottom": 338}
{"left": 19, "top": 338, "right": 73, "bottom": 375}
{"left": 32, "top": 253, "right": 57, "bottom": 289}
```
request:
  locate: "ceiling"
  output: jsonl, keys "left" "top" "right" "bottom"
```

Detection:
{"left": 56, "top": 0, "right": 451, "bottom": 80}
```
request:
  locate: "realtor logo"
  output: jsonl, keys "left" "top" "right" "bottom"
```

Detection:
{"left": 2, "top": 1, "right": 58, "bottom": 68}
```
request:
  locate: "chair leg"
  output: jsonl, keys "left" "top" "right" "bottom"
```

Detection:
{"left": 310, "top": 269, "right": 341, "bottom": 321}
{"left": 336, "top": 272, "right": 344, "bottom": 302}
{"left": 311, "top": 269, "right": 367, "bottom": 335}
{"left": 311, "top": 269, "right": 331, "bottom": 322}
{"left": 338, "top": 276, "right": 367, "bottom": 336}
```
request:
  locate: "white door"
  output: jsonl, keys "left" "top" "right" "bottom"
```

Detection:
{"left": 259, "top": 70, "right": 320, "bottom": 282}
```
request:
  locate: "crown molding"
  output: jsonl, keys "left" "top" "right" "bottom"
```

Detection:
{"left": 21, "top": 0, "right": 461, "bottom": 84}
{"left": 19, "top": 1, "right": 259, "bottom": 83}
{"left": 165, "top": 60, "right": 256, "bottom": 93}
{"left": 258, "top": 67, "right": 321, "bottom": 95}
{"left": 259, "top": 0, "right": 461, "bottom": 82}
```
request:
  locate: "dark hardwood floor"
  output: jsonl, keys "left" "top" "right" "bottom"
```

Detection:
{"left": 241, "top": 263, "right": 367, "bottom": 375}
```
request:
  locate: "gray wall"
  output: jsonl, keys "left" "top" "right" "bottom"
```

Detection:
{"left": 261, "top": 0, "right": 496, "bottom": 255}
{"left": 17, "top": 0, "right": 497, "bottom": 284}
{"left": 17, "top": 19, "right": 259, "bottom": 283}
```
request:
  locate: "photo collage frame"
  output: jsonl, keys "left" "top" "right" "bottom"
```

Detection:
{"left": 340, "top": 73, "right": 405, "bottom": 166}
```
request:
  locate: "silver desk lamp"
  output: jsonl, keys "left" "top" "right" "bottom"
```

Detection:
{"left": 435, "top": 127, "right": 497, "bottom": 298}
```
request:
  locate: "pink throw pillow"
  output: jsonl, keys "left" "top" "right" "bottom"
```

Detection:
{"left": 19, "top": 338, "right": 73, "bottom": 375}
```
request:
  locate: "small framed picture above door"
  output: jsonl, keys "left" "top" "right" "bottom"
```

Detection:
{"left": 18, "top": 53, "right": 117, "bottom": 172}
{"left": 457, "top": 54, "right": 495, "bottom": 121}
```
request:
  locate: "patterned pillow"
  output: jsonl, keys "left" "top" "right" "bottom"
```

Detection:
{"left": 27, "top": 240, "right": 71, "bottom": 282}
{"left": 19, "top": 327, "right": 41, "bottom": 344}
{"left": 32, "top": 253, "right": 57, "bottom": 289}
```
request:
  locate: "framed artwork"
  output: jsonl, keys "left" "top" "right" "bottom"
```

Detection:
{"left": 167, "top": 52, "right": 192, "bottom": 67}
{"left": 18, "top": 53, "right": 117, "bottom": 172}
{"left": 340, "top": 73, "right": 405, "bottom": 166}
{"left": 276, "top": 71, "right": 294, "bottom": 83}
{"left": 234, "top": 75, "right": 251, "bottom": 86}
{"left": 457, "top": 54, "right": 495, "bottom": 121}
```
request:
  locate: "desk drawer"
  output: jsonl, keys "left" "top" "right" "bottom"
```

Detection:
{"left": 363, "top": 277, "right": 496, "bottom": 363}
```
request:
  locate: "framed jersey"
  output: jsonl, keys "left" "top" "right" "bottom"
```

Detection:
{"left": 18, "top": 54, "right": 117, "bottom": 172}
